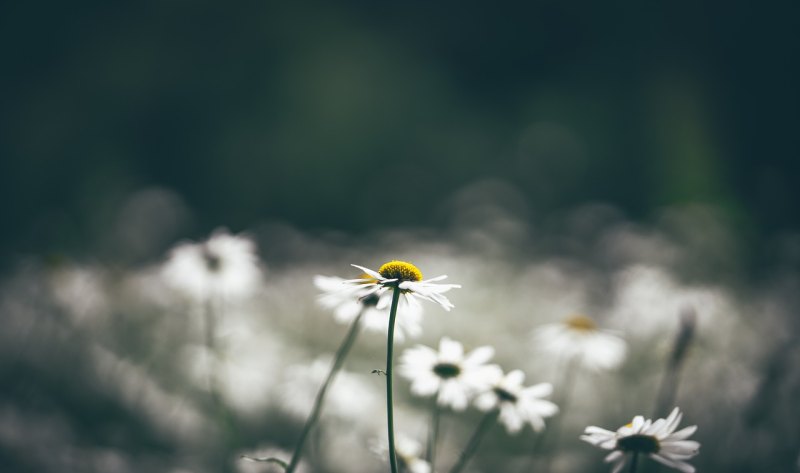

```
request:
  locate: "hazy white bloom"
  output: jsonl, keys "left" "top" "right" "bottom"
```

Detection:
{"left": 581, "top": 407, "right": 700, "bottom": 473}
{"left": 474, "top": 369, "right": 558, "bottom": 434}
{"left": 278, "top": 357, "right": 380, "bottom": 422}
{"left": 399, "top": 337, "right": 501, "bottom": 411}
{"left": 371, "top": 434, "right": 431, "bottom": 473}
{"left": 531, "top": 314, "right": 627, "bottom": 371}
{"left": 349, "top": 260, "right": 460, "bottom": 311}
{"left": 161, "top": 228, "right": 263, "bottom": 302}
{"left": 49, "top": 265, "right": 110, "bottom": 322}
{"left": 314, "top": 275, "right": 423, "bottom": 341}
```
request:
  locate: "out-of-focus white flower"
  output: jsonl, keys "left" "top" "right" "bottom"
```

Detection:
{"left": 581, "top": 407, "right": 700, "bottom": 473}
{"left": 278, "top": 357, "right": 380, "bottom": 422}
{"left": 161, "top": 228, "right": 263, "bottom": 302}
{"left": 371, "top": 434, "right": 431, "bottom": 473}
{"left": 49, "top": 265, "right": 110, "bottom": 322}
{"left": 531, "top": 314, "right": 627, "bottom": 371}
{"left": 399, "top": 337, "right": 501, "bottom": 411}
{"left": 474, "top": 369, "right": 558, "bottom": 434}
{"left": 349, "top": 260, "right": 460, "bottom": 312}
{"left": 314, "top": 275, "right": 422, "bottom": 341}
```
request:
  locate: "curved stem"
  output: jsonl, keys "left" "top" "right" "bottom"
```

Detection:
{"left": 285, "top": 308, "right": 366, "bottom": 473}
{"left": 449, "top": 409, "right": 499, "bottom": 473}
{"left": 386, "top": 287, "right": 402, "bottom": 473}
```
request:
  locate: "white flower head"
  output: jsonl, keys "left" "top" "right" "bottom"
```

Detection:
{"left": 531, "top": 314, "right": 627, "bottom": 371}
{"left": 370, "top": 434, "right": 431, "bottom": 473}
{"left": 349, "top": 260, "right": 460, "bottom": 312}
{"left": 581, "top": 407, "right": 700, "bottom": 473}
{"left": 161, "top": 228, "right": 263, "bottom": 302}
{"left": 314, "top": 275, "right": 423, "bottom": 341}
{"left": 474, "top": 369, "right": 558, "bottom": 434}
{"left": 277, "top": 357, "right": 380, "bottom": 423}
{"left": 399, "top": 337, "right": 501, "bottom": 411}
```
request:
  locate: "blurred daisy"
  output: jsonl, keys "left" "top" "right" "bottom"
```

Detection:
{"left": 531, "top": 314, "right": 627, "bottom": 371}
{"left": 349, "top": 260, "right": 460, "bottom": 311}
{"left": 474, "top": 369, "right": 558, "bottom": 434}
{"left": 399, "top": 337, "right": 501, "bottom": 411}
{"left": 314, "top": 275, "right": 423, "bottom": 341}
{"left": 371, "top": 434, "right": 431, "bottom": 473}
{"left": 581, "top": 407, "right": 700, "bottom": 473}
{"left": 161, "top": 228, "right": 263, "bottom": 302}
{"left": 278, "top": 357, "right": 380, "bottom": 423}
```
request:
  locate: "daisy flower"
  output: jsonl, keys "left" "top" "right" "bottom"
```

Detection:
{"left": 399, "top": 337, "right": 501, "bottom": 411}
{"left": 473, "top": 369, "right": 558, "bottom": 434}
{"left": 371, "top": 434, "right": 432, "bottom": 473}
{"left": 349, "top": 260, "right": 460, "bottom": 311}
{"left": 531, "top": 314, "right": 627, "bottom": 371}
{"left": 314, "top": 275, "right": 423, "bottom": 341}
{"left": 580, "top": 407, "right": 700, "bottom": 473}
{"left": 161, "top": 228, "right": 263, "bottom": 302}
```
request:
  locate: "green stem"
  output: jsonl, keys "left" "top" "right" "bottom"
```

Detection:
{"left": 538, "top": 355, "right": 580, "bottom": 472}
{"left": 285, "top": 308, "right": 366, "bottom": 473}
{"left": 449, "top": 409, "right": 499, "bottom": 473}
{"left": 629, "top": 452, "right": 639, "bottom": 473}
{"left": 426, "top": 395, "right": 441, "bottom": 468}
{"left": 386, "top": 286, "right": 402, "bottom": 473}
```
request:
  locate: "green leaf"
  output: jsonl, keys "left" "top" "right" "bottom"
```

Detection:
{"left": 239, "top": 455, "right": 288, "bottom": 469}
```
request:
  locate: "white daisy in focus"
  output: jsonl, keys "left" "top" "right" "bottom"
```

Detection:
{"left": 580, "top": 407, "right": 700, "bottom": 473}
{"left": 371, "top": 434, "right": 431, "bottom": 473}
{"left": 399, "top": 337, "right": 501, "bottom": 411}
{"left": 473, "top": 369, "right": 558, "bottom": 434}
{"left": 161, "top": 228, "right": 263, "bottom": 302}
{"left": 531, "top": 314, "right": 627, "bottom": 371}
{"left": 314, "top": 275, "right": 423, "bottom": 342}
{"left": 349, "top": 260, "right": 460, "bottom": 311}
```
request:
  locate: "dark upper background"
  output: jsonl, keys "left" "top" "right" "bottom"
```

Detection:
{"left": 1, "top": 0, "right": 798, "bottom": 270}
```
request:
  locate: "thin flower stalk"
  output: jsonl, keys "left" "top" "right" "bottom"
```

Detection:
{"left": 386, "top": 284, "right": 402, "bottom": 473}
{"left": 286, "top": 308, "right": 367, "bottom": 473}
{"left": 449, "top": 409, "right": 499, "bottom": 473}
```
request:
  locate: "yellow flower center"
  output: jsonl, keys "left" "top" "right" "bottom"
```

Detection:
{"left": 378, "top": 260, "right": 423, "bottom": 282}
{"left": 564, "top": 314, "right": 597, "bottom": 332}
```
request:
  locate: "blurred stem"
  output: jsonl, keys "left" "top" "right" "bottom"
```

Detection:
{"left": 539, "top": 355, "right": 580, "bottom": 472}
{"left": 449, "top": 409, "right": 499, "bottom": 473}
{"left": 654, "top": 308, "right": 696, "bottom": 416}
{"left": 426, "top": 394, "right": 441, "bottom": 468}
{"left": 204, "top": 297, "right": 237, "bottom": 472}
{"left": 285, "top": 307, "right": 366, "bottom": 473}
{"left": 629, "top": 452, "right": 639, "bottom": 473}
{"left": 386, "top": 286, "right": 402, "bottom": 473}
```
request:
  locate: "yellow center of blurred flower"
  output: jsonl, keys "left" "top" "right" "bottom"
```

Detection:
{"left": 565, "top": 314, "right": 597, "bottom": 332}
{"left": 378, "top": 261, "right": 423, "bottom": 282}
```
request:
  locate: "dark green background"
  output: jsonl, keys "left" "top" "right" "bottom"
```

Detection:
{"left": 2, "top": 0, "right": 798, "bottom": 263}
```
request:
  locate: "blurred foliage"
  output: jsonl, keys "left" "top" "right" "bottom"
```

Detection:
{"left": 1, "top": 0, "right": 799, "bottom": 268}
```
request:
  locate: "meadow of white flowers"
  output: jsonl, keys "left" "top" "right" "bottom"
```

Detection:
{"left": 1, "top": 184, "right": 798, "bottom": 473}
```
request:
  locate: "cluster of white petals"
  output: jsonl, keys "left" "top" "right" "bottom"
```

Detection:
{"left": 161, "top": 228, "right": 263, "bottom": 302}
{"left": 531, "top": 315, "right": 627, "bottom": 371}
{"left": 313, "top": 275, "right": 422, "bottom": 341}
{"left": 474, "top": 369, "right": 559, "bottom": 433}
{"left": 581, "top": 407, "right": 700, "bottom": 473}
{"left": 399, "top": 337, "right": 501, "bottom": 411}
